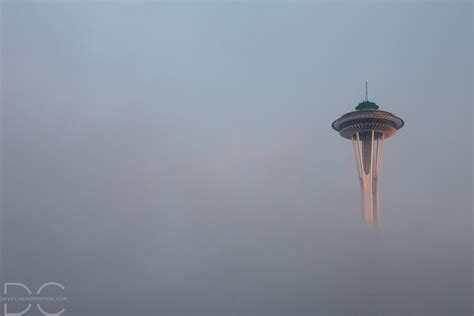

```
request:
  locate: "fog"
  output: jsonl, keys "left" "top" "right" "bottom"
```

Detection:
{"left": 1, "top": 1, "right": 472, "bottom": 315}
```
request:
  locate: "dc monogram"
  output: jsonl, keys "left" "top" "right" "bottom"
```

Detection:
{"left": 3, "top": 282, "right": 66, "bottom": 316}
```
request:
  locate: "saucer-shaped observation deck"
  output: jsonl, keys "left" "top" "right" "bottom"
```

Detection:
{"left": 332, "top": 101, "right": 404, "bottom": 139}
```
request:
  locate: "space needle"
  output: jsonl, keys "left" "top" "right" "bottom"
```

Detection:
{"left": 332, "top": 84, "right": 404, "bottom": 224}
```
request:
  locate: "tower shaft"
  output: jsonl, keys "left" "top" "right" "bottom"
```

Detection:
{"left": 352, "top": 130, "right": 384, "bottom": 224}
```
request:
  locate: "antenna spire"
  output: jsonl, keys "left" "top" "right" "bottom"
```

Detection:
{"left": 365, "top": 82, "right": 368, "bottom": 101}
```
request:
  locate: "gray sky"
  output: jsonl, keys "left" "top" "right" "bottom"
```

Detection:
{"left": 1, "top": 1, "right": 472, "bottom": 315}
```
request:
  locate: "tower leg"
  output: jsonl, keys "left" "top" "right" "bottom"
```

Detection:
{"left": 352, "top": 131, "right": 384, "bottom": 224}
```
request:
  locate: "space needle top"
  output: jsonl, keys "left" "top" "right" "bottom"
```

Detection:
{"left": 332, "top": 83, "right": 404, "bottom": 139}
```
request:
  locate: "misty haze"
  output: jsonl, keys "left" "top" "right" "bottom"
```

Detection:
{"left": 1, "top": 1, "right": 472, "bottom": 315}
